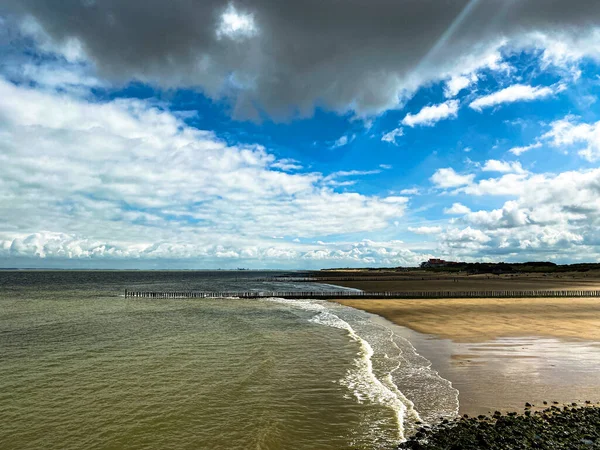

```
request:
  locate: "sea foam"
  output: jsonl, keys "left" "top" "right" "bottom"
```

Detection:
{"left": 265, "top": 297, "right": 422, "bottom": 443}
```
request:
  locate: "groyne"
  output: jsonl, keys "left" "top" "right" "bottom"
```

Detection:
{"left": 124, "top": 289, "right": 600, "bottom": 299}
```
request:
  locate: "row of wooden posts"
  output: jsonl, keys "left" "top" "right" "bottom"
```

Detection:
{"left": 124, "top": 289, "right": 600, "bottom": 299}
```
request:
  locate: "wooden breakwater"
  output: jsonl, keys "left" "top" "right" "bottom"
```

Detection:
{"left": 124, "top": 289, "right": 600, "bottom": 299}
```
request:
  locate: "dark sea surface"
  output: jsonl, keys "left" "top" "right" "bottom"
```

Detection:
{"left": 0, "top": 271, "right": 458, "bottom": 449}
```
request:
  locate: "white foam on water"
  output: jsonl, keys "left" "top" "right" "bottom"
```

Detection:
{"left": 265, "top": 297, "right": 418, "bottom": 443}
{"left": 317, "top": 283, "right": 363, "bottom": 292}
{"left": 366, "top": 313, "right": 460, "bottom": 424}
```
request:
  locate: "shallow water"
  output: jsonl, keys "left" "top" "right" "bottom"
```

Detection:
{"left": 0, "top": 271, "right": 458, "bottom": 449}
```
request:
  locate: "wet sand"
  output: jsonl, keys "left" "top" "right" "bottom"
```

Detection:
{"left": 326, "top": 272, "right": 600, "bottom": 293}
{"left": 334, "top": 297, "right": 600, "bottom": 416}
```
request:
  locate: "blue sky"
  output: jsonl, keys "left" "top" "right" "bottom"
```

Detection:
{"left": 2, "top": 2, "right": 600, "bottom": 268}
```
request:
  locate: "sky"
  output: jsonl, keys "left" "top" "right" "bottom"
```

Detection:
{"left": 1, "top": 1, "right": 600, "bottom": 269}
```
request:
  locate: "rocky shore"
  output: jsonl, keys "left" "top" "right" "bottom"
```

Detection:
{"left": 399, "top": 403, "right": 600, "bottom": 449}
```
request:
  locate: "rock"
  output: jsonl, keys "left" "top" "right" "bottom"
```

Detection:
{"left": 398, "top": 404, "right": 600, "bottom": 450}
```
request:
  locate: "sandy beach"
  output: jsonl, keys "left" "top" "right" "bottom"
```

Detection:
{"left": 334, "top": 297, "right": 600, "bottom": 342}
{"left": 332, "top": 295, "right": 600, "bottom": 416}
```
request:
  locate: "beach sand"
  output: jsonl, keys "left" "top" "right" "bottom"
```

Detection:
{"left": 333, "top": 297, "right": 600, "bottom": 416}
{"left": 334, "top": 297, "right": 600, "bottom": 342}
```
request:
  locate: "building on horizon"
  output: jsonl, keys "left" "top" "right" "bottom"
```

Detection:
{"left": 420, "top": 258, "right": 458, "bottom": 268}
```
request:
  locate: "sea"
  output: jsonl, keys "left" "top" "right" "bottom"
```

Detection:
{"left": 0, "top": 271, "right": 458, "bottom": 449}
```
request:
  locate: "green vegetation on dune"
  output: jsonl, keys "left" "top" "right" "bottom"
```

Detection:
{"left": 317, "top": 262, "right": 600, "bottom": 275}
{"left": 424, "top": 262, "right": 600, "bottom": 274}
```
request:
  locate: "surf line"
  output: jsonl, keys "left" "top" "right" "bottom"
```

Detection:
{"left": 265, "top": 297, "right": 419, "bottom": 443}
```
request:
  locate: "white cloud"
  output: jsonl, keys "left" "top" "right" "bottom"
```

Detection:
{"left": 1, "top": 232, "right": 435, "bottom": 267}
{"left": 381, "top": 127, "right": 404, "bottom": 144}
{"left": 0, "top": 77, "right": 411, "bottom": 265}
{"left": 295, "top": 240, "right": 430, "bottom": 267}
{"left": 481, "top": 160, "right": 527, "bottom": 174}
{"left": 421, "top": 164, "right": 600, "bottom": 260}
{"left": 461, "top": 169, "right": 600, "bottom": 222}
{"left": 523, "top": 29, "right": 600, "bottom": 72}
{"left": 216, "top": 4, "right": 258, "bottom": 41}
{"left": 460, "top": 173, "right": 530, "bottom": 196}
{"left": 408, "top": 226, "right": 442, "bottom": 235}
{"left": 436, "top": 226, "right": 494, "bottom": 255}
{"left": 331, "top": 134, "right": 356, "bottom": 148}
{"left": 444, "top": 73, "right": 478, "bottom": 98}
{"left": 543, "top": 116, "right": 600, "bottom": 161}
{"left": 444, "top": 203, "right": 471, "bottom": 215}
{"left": 323, "top": 169, "right": 382, "bottom": 184}
{"left": 430, "top": 168, "right": 475, "bottom": 188}
{"left": 469, "top": 84, "right": 555, "bottom": 111}
{"left": 379, "top": 164, "right": 392, "bottom": 170}
{"left": 462, "top": 201, "right": 531, "bottom": 229}
{"left": 448, "top": 169, "right": 600, "bottom": 255}
{"left": 402, "top": 100, "right": 459, "bottom": 127}
{"left": 400, "top": 188, "right": 420, "bottom": 195}
{"left": 443, "top": 227, "right": 492, "bottom": 245}
{"left": 509, "top": 142, "right": 542, "bottom": 156}
{"left": 17, "top": 63, "right": 101, "bottom": 90}
{"left": 271, "top": 159, "right": 303, "bottom": 171}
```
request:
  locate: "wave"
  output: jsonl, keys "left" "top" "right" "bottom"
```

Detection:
{"left": 314, "top": 283, "right": 363, "bottom": 292}
{"left": 264, "top": 297, "right": 423, "bottom": 443}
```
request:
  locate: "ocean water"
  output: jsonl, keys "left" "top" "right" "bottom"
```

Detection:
{"left": 0, "top": 271, "right": 458, "bottom": 449}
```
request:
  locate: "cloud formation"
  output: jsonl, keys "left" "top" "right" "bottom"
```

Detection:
{"left": 444, "top": 203, "right": 471, "bottom": 215}
{"left": 470, "top": 84, "right": 555, "bottom": 111}
{"left": 543, "top": 116, "right": 600, "bottom": 161}
{"left": 444, "top": 73, "right": 478, "bottom": 98}
{"left": 381, "top": 127, "right": 404, "bottom": 145}
{"left": 3, "top": 3, "right": 600, "bottom": 268}
{"left": 402, "top": 100, "right": 459, "bottom": 127}
{"left": 408, "top": 226, "right": 442, "bottom": 235}
{"left": 509, "top": 142, "right": 542, "bottom": 156}
{"left": 481, "top": 160, "right": 526, "bottom": 174}
{"left": 428, "top": 164, "right": 600, "bottom": 261}
{"left": 0, "top": 77, "right": 410, "bottom": 264}
{"left": 430, "top": 168, "right": 475, "bottom": 188}
{"left": 1, "top": 232, "right": 429, "bottom": 268}
{"left": 4, "top": 0, "right": 600, "bottom": 118}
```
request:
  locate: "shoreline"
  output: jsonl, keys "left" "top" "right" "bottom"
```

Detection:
{"left": 331, "top": 297, "right": 600, "bottom": 342}
{"left": 326, "top": 295, "right": 600, "bottom": 417}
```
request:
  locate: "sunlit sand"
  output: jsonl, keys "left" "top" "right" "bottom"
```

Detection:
{"left": 333, "top": 294, "right": 600, "bottom": 416}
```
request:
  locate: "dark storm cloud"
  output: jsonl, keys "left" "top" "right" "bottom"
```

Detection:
{"left": 4, "top": 0, "right": 600, "bottom": 118}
